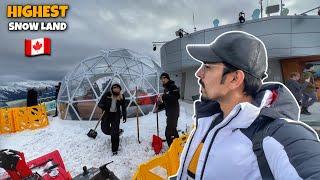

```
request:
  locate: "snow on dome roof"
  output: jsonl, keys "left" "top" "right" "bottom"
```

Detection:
{"left": 57, "top": 48, "right": 161, "bottom": 121}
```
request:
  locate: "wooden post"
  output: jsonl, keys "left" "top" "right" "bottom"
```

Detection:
{"left": 156, "top": 97, "right": 159, "bottom": 136}
{"left": 136, "top": 87, "right": 141, "bottom": 143}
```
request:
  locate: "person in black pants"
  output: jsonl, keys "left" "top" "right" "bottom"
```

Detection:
{"left": 158, "top": 73, "right": 180, "bottom": 147}
{"left": 54, "top": 82, "right": 61, "bottom": 117}
{"left": 98, "top": 83, "right": 127, "bottom": 155}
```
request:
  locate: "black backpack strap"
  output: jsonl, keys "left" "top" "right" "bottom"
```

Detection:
{"left": 240, "top": 115, "right": 276, "bottom": 180}
{"left": 252, "top": 120, "right": 275, "bottom": 180}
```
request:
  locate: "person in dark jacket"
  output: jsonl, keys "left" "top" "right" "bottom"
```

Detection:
{"left": 158, "top": 73, "right": 180, "bottom": 147}
{"left": 26, "top": 88, "right": 38, "bottom": 107}
{"left": 55, "top": 82, "right": 61, "bottom": 99}
{"left": 285, "top": 72, "right": 304, "bottom": 105}
{"left": 54, "top": 82, "right": 61, "bottom": 117}
{"left": 98, "top": 83, "right": 127, "bottom": 155}
{"left": 301, "top": 64, "right": 318, "bottom": 115}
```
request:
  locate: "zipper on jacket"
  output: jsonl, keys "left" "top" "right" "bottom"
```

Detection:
{"left": 179, "top": 115, "right": 198, "bottom": 180}
{"left": 180, "top": 112, "right": 221, "bottom": 180}
{"left": 199, "top": 108, "right": 242, "bottom": 179}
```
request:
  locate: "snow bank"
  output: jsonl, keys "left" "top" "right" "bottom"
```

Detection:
{"left": 0, "top": 80, "right": 58, "bottom": 91}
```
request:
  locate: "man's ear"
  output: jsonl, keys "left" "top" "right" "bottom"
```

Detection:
{"left": 230, "top": 70, "right": 245, "bottom": 89}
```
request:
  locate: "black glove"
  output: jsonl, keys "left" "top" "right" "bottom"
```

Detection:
{"left": 0, "top": 149, "right": 20, "bottom": 170}
{"left": 123, "top": 117, "right": 126, "bottom": 123}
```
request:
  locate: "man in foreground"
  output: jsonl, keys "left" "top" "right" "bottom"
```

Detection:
{"left": 171, "top": 31, "right": 320, "bottom": 179}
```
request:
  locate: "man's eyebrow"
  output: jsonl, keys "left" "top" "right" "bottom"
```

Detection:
{"left": 203, "top": 61, "right": 220, "bottom": 65}
{"left": 203, "top": 62, "right": 220, "bottom": 66}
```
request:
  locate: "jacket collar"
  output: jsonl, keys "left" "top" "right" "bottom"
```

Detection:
{"left": 163, "top": 80, "right": 175, "bottom": 88}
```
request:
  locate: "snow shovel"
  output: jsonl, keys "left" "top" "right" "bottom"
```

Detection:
{"left": 87, "top": 111, "right": 106, "bottom": 139}
{"left": 152, "top": 134, "right": 163, "bottom": 154}
{"left": 156, "top": 100, "right": 160, "bottom": 136}
{"left": 152, "top": 97, "right": 163, "bottom": 154}
{"left": 155, "top": 103, "right": 165, "bottom": 143}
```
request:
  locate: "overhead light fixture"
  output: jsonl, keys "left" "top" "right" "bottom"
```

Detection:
{"left": 175, "top": 29, "right": 183, "bottom": 38}
{"left": 175, "top": 28, "right": 189, "bottom": 38}
{"left": 239, "top": 11, "right": 245, "bottom": 23}
{"left": 151, "top": 41, "right": 167, "bottom": 51}
{"left": 178, "top": 31, "right": 183, "bottom": 38}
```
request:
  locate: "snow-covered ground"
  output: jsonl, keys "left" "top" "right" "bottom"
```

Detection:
{"left": 1, "top": 101, "right": 319, "bottom": 179}
{"left": 0, "top": 101, "right": 194, "bottom": 179}
{"left": 300, "top": 102, "right": 320, "bottom": 124}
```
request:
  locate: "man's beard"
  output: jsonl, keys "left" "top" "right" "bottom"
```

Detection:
{"left": 199, "top": 80, "right": 205, "bottom": 89}
{"left": 199, "top": 79, "right": 206, "bottom": 95}
{"left": 198, "top": 79, "right": 220, "bottom": 102}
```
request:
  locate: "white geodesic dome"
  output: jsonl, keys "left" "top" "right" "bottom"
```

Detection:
{"left": 57, "top": 49, "right": 161, "bottom": 121}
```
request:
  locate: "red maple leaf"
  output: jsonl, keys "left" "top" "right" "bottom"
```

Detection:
{"left": 33, "top": 41, "right": 42, "bottom": 51}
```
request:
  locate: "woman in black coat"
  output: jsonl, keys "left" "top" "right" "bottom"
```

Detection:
{"left": 98, "top": 83, "right": 127, "bottom": 155}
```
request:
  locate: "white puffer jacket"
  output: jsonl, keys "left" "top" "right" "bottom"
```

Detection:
{"left": 171, "top": 83, "right": 320, "bottom": 180}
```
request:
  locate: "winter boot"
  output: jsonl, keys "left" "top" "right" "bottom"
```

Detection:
{"left": 301, "top": 107, "right": 311, "bottom": 115}
{"left": 119, "top": 129, "right": 124, "bottom": 136}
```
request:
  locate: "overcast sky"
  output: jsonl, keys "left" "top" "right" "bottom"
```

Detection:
{"left": 0, "top": 0, "right": 319, "bottom": 85}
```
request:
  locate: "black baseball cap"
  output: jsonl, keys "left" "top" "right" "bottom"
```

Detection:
{"left": 186, "top": 31, "right": 268, "bottom": 80}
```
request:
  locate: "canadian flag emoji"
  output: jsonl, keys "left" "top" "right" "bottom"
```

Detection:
{"left": 25, "top": 37, "right": 51, "bottom": 57}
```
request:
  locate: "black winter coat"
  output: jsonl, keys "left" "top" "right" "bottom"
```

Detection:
{"left": 98, "top": 91, "right": 126, "bottom": 119}
{"left": 27, "top": 89, "right": 38, "bottom": 107}
{"left": 285, "top": 79, "right": 304, "bottom": 103}
{"left": 159, "top": 80, "right": 180, "bottom": 118}
{"left": 55, "top": 84, "right": 61, "bottom": 98}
